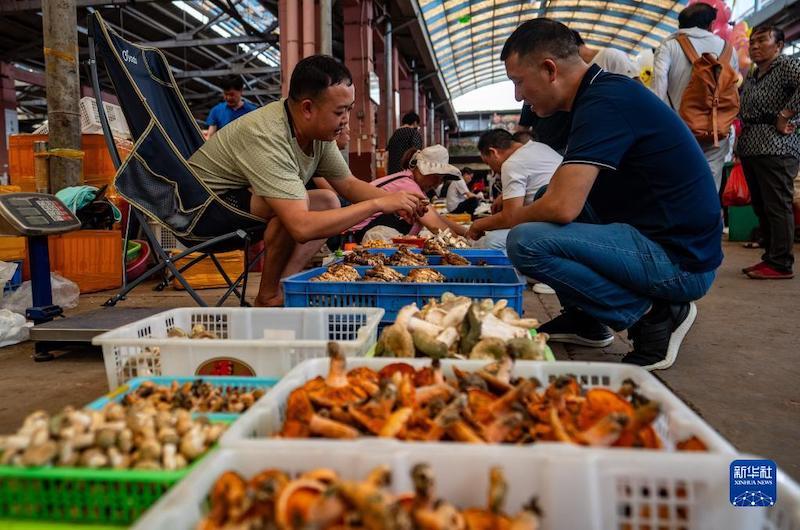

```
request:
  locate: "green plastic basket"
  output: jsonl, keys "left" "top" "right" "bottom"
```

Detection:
{"left": 0, "top": 449, "right": 214, "bottom": 525}
{"left": 125, "top": 240, "right": 142, "bottom": 263}
{"left": 0, "top": 518, "right": 125, "bottom": 529}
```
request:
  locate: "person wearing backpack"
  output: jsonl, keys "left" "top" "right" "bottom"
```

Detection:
{"left": 653, "top": 3, "right": 740, "bottom": 191}
{"left": 737, "top": 25, "right": 800, "bottom": 280}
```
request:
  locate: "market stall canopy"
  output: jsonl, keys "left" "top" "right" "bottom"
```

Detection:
{"left": 419, "top": 0, "right": 686, "bottom": 97}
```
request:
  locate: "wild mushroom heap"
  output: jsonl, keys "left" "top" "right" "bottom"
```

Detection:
{"left": 197, "top": 464, "right": 542, "bottom": 530}
{"left": 312, "top": 264, "right": 445, "bottom": 283}
{"left": 376, "top": 294, "right": 547, "bottom": 360}
{"left": 0, "top": 402, "right": 224, "bottom": 470}
{"left": 276, "top": 343, "right": 709, "bottom": 450}
{"left": 122, "top": 379, "right": 266, "bottom": 414}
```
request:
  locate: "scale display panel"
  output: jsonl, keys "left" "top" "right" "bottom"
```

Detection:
{"left": 0, "top": 193, "right": 81, "bottom": 236}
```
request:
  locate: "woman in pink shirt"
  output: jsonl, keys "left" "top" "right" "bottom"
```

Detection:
{"left": 350, "top": 145, "right": 469, "bottom": 243}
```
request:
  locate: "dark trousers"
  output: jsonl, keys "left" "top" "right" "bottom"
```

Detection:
{"left": 451, "top": 197, "right": 479, "bottom": 215}
{"left": 740, "top": 155, "right": 799, "bottom": 271}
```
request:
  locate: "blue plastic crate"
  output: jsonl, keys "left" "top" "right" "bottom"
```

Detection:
{"left": 340, "top": 248, "right": 511, "bottom": 266}
{"left": 3, "top": 260, "right": 23, "bottom": 294}
{"left": 85, "top": 376, "right": 278, "bottom": 422}
{"left": 283, "top": 265, "right": 525, "bottom": 326}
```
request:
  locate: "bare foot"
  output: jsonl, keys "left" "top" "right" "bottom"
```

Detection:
{"left": 255, "top": 295, "right": 284, "bottom": 307}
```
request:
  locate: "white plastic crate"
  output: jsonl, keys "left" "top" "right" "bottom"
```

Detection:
{"left": 221, "top": 358, "right": 736, "bottom": 454}
{"left": 33, "top": 97, "right": 131, "bottom": 139}
{"left": 147, "top": 220, "right": 186, "bottom": 251}
{"left": 92, "top": 307, "right": 383, "bottom": 390}
{"left": 132, "top": 445, "right": 799, "bottom": 530}
{"left": 766, "top": 473, "right": 800, "bottom": 530}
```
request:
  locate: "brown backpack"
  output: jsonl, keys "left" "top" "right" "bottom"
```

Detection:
{"left": 675, "top": 34, "right": 740, "bottom": 147}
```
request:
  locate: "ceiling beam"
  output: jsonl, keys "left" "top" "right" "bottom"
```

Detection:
{"left": 183, "top": 88, "right": 280, "bottom": 100}
{"left": 145, "top": 34, "right": 272, "bottom": 49}
{"left": 0, "top": 0, "right": 160, "bottom": 13}
{"left": 172, "top": 66, "right": 280, "bottom": 78}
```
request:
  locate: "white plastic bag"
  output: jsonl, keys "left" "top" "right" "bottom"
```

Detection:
{"left": 361, "top": 225, "right": 402, "bottom": 243}
{"left": 0, "top": 261, "right": 19, "bottom": 300}
{"left": 0, "top": 308, "right": 30, "bottom": 347}
{"left": 0, "top": 273, "right": 80, "bottom": 315}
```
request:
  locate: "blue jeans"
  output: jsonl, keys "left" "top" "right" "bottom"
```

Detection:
{"left": 506, "top": 205, "right": 716, "bottom": 331}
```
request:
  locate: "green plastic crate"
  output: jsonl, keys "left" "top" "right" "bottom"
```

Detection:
{"left": 0, "top": 447, "right": 217, "bottom": 526}
{"left": 0, "top": 519, "right": 124, "bottom": 529}
{"left": 728, "top": 205, "right": 759, "bottom": 242}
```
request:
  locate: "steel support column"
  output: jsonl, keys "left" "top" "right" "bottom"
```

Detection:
{"left": 343, "top": 0, "right": 376, "bottom": 179}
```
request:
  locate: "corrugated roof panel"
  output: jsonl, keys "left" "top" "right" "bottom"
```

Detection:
{"left": 420, "top": 0, "right": 685, "bottom": 97}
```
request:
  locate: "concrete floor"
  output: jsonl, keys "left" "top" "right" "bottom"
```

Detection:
{"left": 0, "top": 240, "right": 796, "bottom": 480}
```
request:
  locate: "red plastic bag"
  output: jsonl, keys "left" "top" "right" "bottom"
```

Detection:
{"left": 722, "top": 163, "right": 751, "bottom": 206}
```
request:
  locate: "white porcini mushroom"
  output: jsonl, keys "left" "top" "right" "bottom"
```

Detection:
{"left": 72, "top": 432, "right": 96, "bottom": 450}
{"left": 134, "top": 460, "right": 160, "bottom": 470}
{"left": 497, "top": 307, "right": 540, "bottom": 329}
{"left": 57, "top": 439, "right": 78, "bottom": 466}
{"left": 1, "top": 434, "right": 32, "bottom": 453}
{"left": 491, "top": 299, "right": 509, "bottom": 316}
{"left": 96, "top": 429, "right": 117, "bottom": 449}
{"left": 107, "top": 447, "right": 128, "bottom": 469}
{"left": 89, "top": 410, "right": 106, "bottom": 431}
{"left": 162, "top": 443, "right": 178, "bottom": 471}
{"left": 175, "top": 411, "right": 193, "bottom": 436}
{"left": 439, "top": 300, "right": 471, "bottom": 330}
{"left": 480, "top": 313, "right": 529, "bottom": 341}
{"left": 506, "top": 318, "right": 540, "bottom": 330}
{"left": 139, "top": 438, "right": 162, "bottom": 461}
{"left": 436, "top": 327, "right": 460, "bottom": 350}
{"left": 158, "top": 427, "right": 179, "bottom": 445}
{"left": 204, "top": 423, "right": 226, "bottom": 444}
{"left": 21, "top": 440, "right": 57, "bottom": 467}
{"left": 80, "top": 448, "right": 109, "bottom": 468}
{"left": 407, "top": 317, "right": 443, "bottom": 336}
{"left": 394, "top": 303, "right": 419, "bottom": 328}
{"left": 423, "top": 308, "right": 448, "bottom": 326}
{"left": 117, "top": 429, "right": 134, "bottom": 453}
{"left": 174, "top": 454, "right": 188, "bottom": 470}
{"left": 179, "top": 426, "right": 206, "bottom": 460}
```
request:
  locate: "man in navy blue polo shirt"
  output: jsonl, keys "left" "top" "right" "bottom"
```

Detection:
{"left": 500, "top": 19, "right": 723, "bottom": 370}
{"left": 206, "top": 77, "right": 258, "bottom": 138}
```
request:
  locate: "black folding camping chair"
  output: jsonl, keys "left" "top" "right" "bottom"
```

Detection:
{"left": 86, "top": 11, "right": 266, "bottom": 307}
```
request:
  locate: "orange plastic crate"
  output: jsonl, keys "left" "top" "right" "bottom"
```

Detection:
{"left": 8, "top": 134, "right": 130, "bottom": 192}
{"left": 444, "top": 213, "right": 472, "bottom": 224}
{"left": 48, "top": 230, "right": 122, "bottom": 293}
{"left": 0, "top": 237, "right": 26, "bottom": 262}
{"left": 170, "top": 250, "right": 245, "bottom": 290}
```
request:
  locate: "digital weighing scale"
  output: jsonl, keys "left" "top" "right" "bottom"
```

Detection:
{"left": 0, "top": 193, "right": 163, "bottom": 361}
